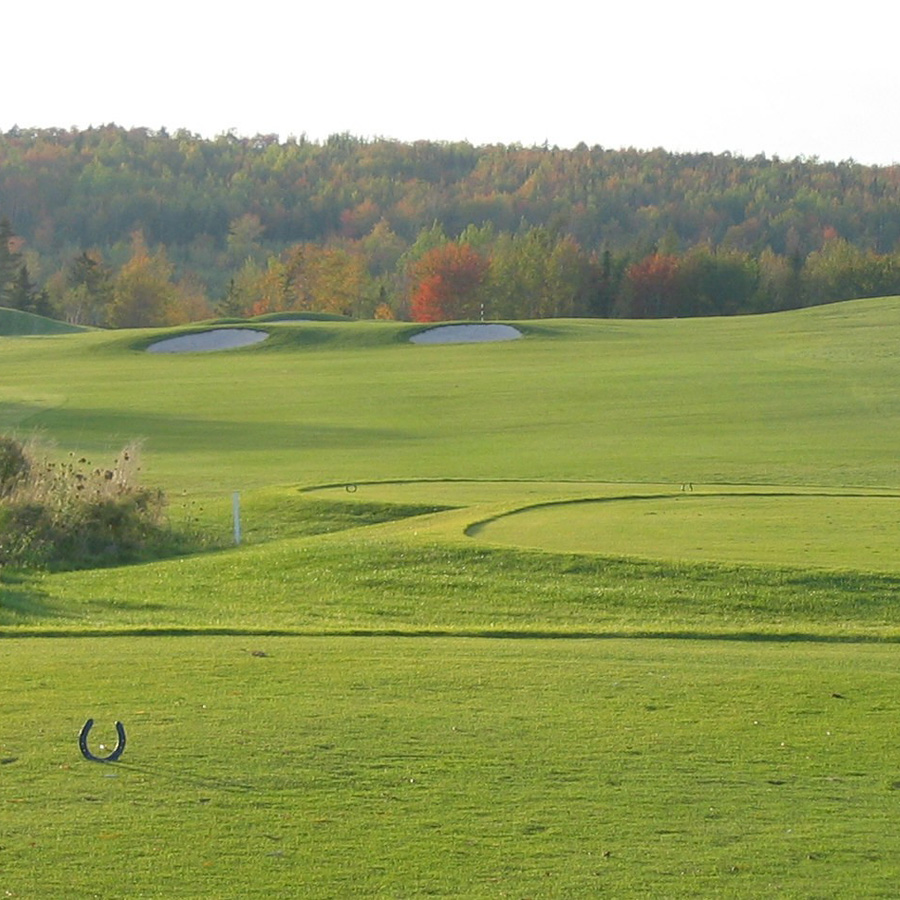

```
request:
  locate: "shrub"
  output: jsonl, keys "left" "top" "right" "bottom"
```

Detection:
{"left": 0, "top": 436, "right": 29, "bottom": 496}
{"left": 0, "top": 438, "right": 193, "bottom": 570}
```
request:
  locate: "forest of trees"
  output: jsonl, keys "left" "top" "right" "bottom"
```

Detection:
{"left": 1, "top": 125, "right": 900, "bottom": 325}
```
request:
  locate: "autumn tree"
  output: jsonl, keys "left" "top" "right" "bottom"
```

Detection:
{"left": 284, "top": 243, "right": 368, "bottom": 316}
{"left": 484, "top": 228, "right": 552, "bottom": 319}
{"left": 167, "top": 273, "right": 213, "bottom": 324}
{"left": 217, "top": 278, "right": 245, "bottom": 317}
{"left": 618, "top": 254, "right": 682, "bottom": 318}
{"left": 399, "top": 222, "right": 449, "bottom": 271}
{"left": 753, "top": 248, "right": 797, "bottom": 312}
{"left": 360, "top": 219, "right": 407, "bottom": 277}
{"left": 398, "top": 223, "right": 451, "bottom": 320}
{"left": 214, "top": 258, "right": 277, "bottom": 317}
{"left": 340, "top": 199, "right": 381, "bottom": 239}
{"left": 409, "top": 242, "right": 488, "bottom": 322}
{"left": 246, "top": 256, "right": 291, "bottom": 317}
{"left": 804, "top": 237, "right": 900, "bottom": 304}
{"left": 589, "top": 248, "right": 622, "bottom": 317}
{"left": 545, "top": 235, "right": 596, "bottom": 317}
{"left": 107, "top": 231, "right": 177, "bottom": 327}
{"left": 485, "top": 227, "right": 596, "bottom": 319}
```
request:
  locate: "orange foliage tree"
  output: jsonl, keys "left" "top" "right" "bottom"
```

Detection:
{"left": 618, "top": 253, "right": 682, "bottom": 318}
{"left": 409, "top": 243, "right": 487, "bottom": 322}
{"left": 107, "top": 231, "right": 177, "bottom": 327}
{"left": 284, "top": 244, "right": 367, "bottom": 316}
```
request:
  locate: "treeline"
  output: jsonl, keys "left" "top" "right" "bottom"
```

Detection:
{"left": 2, "top": 125, "right": 900, "bottom": 324}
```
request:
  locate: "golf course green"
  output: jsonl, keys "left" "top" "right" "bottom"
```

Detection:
{"left": 2, "top": 298, "right": 900, "bottom": 896}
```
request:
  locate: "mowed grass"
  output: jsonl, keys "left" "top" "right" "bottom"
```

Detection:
{"left": 468, "top": 490, "right": 900, "bottom": 572}
{"left": 0, "top": 297, "right": 898, "bottom": 492}
{"left": 8, "top": 527, "right": 900, "bottom": 639}
{"left": 4, "top": 635, "right": 900, "bottom": 898}
{"left": 3, "top": 300, "right": 900, "bottom": 895}
{"left": 0, "top": 307, "right": 89, "bottom": 336}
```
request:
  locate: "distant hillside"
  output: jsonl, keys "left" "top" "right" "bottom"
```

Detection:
{"left": 3, "top": 127, "right": 899, "bottom": 258}
{"left": 2, "top": 126, "right": 900, "bottom": 326}
{"left": 0, "top": 307, "right": 90, "bottom": 335}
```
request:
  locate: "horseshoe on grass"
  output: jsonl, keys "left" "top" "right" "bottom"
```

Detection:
{"left": 79, "top": 718, "right": 126, "bottom": 763}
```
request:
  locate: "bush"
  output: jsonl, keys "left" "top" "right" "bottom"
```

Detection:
{"left": 0, "top": 438, "right": 193, "bottom": 570}
{"left": 0, "top": 436, "right": 29, "bottom": 496}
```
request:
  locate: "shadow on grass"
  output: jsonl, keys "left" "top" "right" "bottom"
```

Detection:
{"left": 110, "top": 760, "right": 255, "bottom": 793}
{"left": 4, "top": 625, "right": 900, "bottom": 644}
{"left": 465, "top": 490, "right": 900, "bottom": 535}
{"left": 0, "top": 571, "right": 67, "bottom": 624}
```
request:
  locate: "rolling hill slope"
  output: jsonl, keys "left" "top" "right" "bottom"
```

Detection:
{"left": 0, "top": 306, "right": 91, "bottom": 336}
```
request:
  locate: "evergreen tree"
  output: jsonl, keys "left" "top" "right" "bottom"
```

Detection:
{"left": 61, "top": 251, "right": 113, "bottom": 324}
{"left": 6, "top": 264, "right": 49, "bottom": 314}
{"left": 216, "top": 278, "right": 245, "bottom": 317}
{"left": 0, "top": 218, "right": 22, "bottom": 308}
{"left": 589, "top": 248, "right": 616, "bottom": 317}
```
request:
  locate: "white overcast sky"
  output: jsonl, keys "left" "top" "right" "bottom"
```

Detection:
{"left": 5, "top": 0, "right": 898, "bottom": 165}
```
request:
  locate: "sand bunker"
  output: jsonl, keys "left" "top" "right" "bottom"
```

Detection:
{"left": 410, "top": 323, "right": 522, "bottom": 344}
{"left": 147, "top": 329, "right": 269, "bottom": 353}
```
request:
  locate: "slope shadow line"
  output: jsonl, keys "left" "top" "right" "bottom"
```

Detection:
{"left": 4, "top": 626, "right": 899, "bottom": 645}
{"left": 465, "top": 490, "right": 900, "bottom": 534}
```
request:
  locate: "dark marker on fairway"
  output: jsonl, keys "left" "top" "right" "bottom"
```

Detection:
{"left": 79, "top": 719, "right": 127, "bottom": 763}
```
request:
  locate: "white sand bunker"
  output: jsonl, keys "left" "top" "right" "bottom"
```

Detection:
{"left": 147, "top": 329, "right": 269, "bottom": 353}
{"left": 410, "top": 323, "right": 522, "bottom": 344}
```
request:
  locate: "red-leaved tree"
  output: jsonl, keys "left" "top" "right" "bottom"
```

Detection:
{"left": 410, "top": 243, "right": 488, "bottom": 322}
{"left": 619, "top": 253, "right": 682, "bottom": 318}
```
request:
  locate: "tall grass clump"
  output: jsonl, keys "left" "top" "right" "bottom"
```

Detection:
{"left": 0, "top": 437, "right": 194, "bottom": 570}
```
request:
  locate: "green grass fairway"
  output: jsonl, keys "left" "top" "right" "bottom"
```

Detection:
{"left": 0, "top": 297, "right": 898, "bottom": 492}
{"left": 4, "top": 635, "right": 900, "bottom": 898}
{"left": 3, "top": 298, "right": 900, "bottom": 895}
{"left": 468, "top": 490, "right": 900, "bottom": 572}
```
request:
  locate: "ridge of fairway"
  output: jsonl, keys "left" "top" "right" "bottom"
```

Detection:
{"left": 301, "top": 478, "right": 900, "bottom": 574}
{"left": 0, "top": 305, "right": 91, "bottom": 335}
{"left": 465, "top": 486, "right": 900, "bottom": 573}
{"left": 10, "top": 477, "right": 900, "bottom": 640}
{"left": 131, "top": 317, "right": 529, "bottom": 356}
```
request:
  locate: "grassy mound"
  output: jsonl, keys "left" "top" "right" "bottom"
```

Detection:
{"left": 0, "top": 306, "right": 90, "bottom": 335}
{"left": 467, "top": 489, "right": 900, "bottom": 572}
{"left": 251, "top": 310, "right": 353, "bottom": 322}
